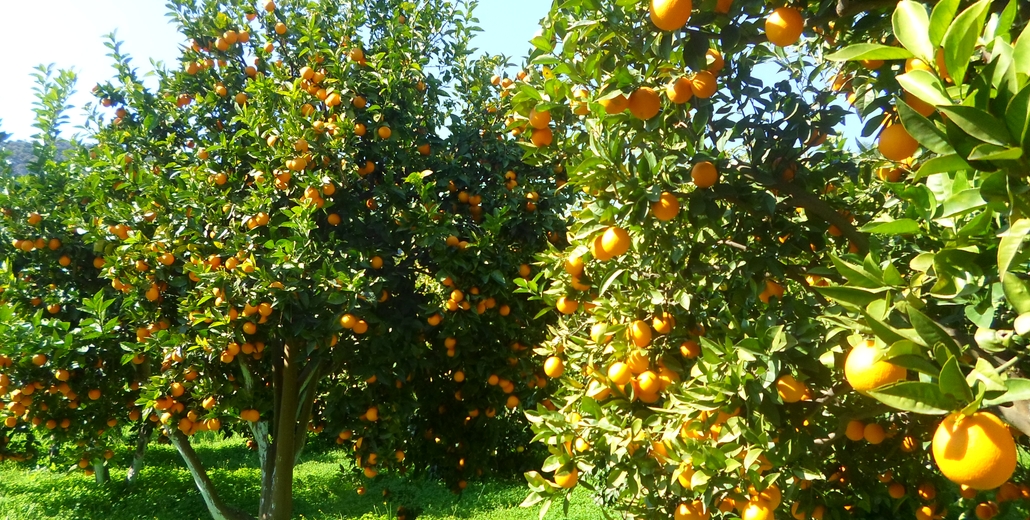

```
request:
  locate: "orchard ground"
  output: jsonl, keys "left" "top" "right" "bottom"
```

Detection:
{"left": 0, "top": 432, "right": 605, "bottom": 520}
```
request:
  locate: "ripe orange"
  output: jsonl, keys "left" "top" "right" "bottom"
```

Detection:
{"left": 652, "top": 192, "right": 680, "bottom": 220}
{"left": 544, "top": 356, "right": 564, "bottom": 378}
{"left": 556, "top": 296, "right": 579, "bottom": 314}
{"left": 690, "top": 71, "right": 717, "bottom": 98}
{"left": 366, "top": 406, "right": 379, "bottom": 421}
{"left": 863, "top": 423, "right": 886, "bottom": 444}
{"left": 565, "top": 255, "right": 584, "bottom": 277}
{"left": 904, "top": 91, "right": 935, "bottom": 117}
{"left": 680, "top": 340, "right": 700, "bottom": 359}
{"left": 765, "top": 7, "right": 804, "bottom": 47}
{"left": 674, "top": 500, "right": 710, "bottom": 520}
{"left": 843, "top": 342, "right": 906, "bottom": 391}
{"left": 600, "top": 226, "right": 631, "bottom": 257}
{"left": 706, "top": 49, "right": 724, "bottom": 74}
{"left": 378, "top": 126, "right": 392, "bottom": 139}
{"left": 628, "top": 87, "right": 661, "bottom": 119}
{"left": 652, "top": 312, "right": 675, "bottom": 334}
{"left": 600, "top": 93, "right": 629, "bottom": 114}
{"left": 666, "top": 78, "right": 693, "bottom": 104}
{"left": 775, "top": 374, "right": 807, "bottom": 403}
{"left": 691, "top": 161, "right": 718, "bottom": 188}
{"left": 608, "top": 362, "right": 632, "bottom": 386}
{"left": 554, "top": 467, "right": 578, "bottom": 488}
{"left": 241, "top": 409, "right": 260, "bottom": 422}
{"left": 741, "top": 499, "right": 773, "bottom": 520}
{"left": 528, "top": 107, "right": 551, "bottom": 129}
{"left": 628, "top": 320, "right": 652, "bottom": 348}
{"left": 845, "top": 420, "right": 865, "bottom": 441}
{"left": 888, "top": 482, "right": 906, "bottom": 499}
{"left": 649, "top": 0, "right": 693, "bottom": 31}
{"left": 530, "top": 127, "right": 553, "bottom": 147}
{"left": 932, "top": 411, "right": 1017, "bottom": 490}
{"left": 878, "top": 124, "right": 919, "bottom": 161}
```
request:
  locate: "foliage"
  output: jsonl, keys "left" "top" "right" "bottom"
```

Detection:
{"left": 0, "top": 1, "right": 567, "bottom": 518}
{"left": 513, "top": 0, "right": 1030, "bottom": 519}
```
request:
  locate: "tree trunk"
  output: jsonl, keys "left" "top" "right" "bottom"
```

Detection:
{"left": 252, "top": 421, "right": 276, "bottom": 519}
{"left": 92, "top": 458, "right": 109, "bottom": 485}
{"left": 265, "top": 344, "right": 299, "bottom": 520}
{"left": 126, "top": 422, "right": 153, "bottom": 484}
{"left": 168, "top": 427, "right": 255, "bottom": 520}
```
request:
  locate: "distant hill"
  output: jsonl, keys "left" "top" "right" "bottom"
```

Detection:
{"left": 0, "top": 139, "right": 73, "bottom": 176}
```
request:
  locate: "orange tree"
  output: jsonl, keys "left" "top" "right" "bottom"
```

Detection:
{"left": 0, "top": 67, "right": 154, "bottom": 484}
{"left": 71, "top": 0, "right": 568, "bottom": 519}
{"left": 513, "top": 0, "right": 1030, "bottom": 519}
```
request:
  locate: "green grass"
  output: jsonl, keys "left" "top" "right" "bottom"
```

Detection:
{"left": 0, "top": 434, "right": 604, "bottom": 520}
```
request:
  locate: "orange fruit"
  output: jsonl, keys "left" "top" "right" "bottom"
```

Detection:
{"left": 649, "top": 0, "right": 693, "bottom": 31}
{"left": 600, "top": 226, "right": 631, "bottom": 257}
{"left": 690, "top": 71, "right": 717, "bottom": 98}
{"left": 878, "top": 124, "right": 919, "bottom": 161}
{"left": 531, "top": 127, "right": 553, "bottom": 147}
{"left": 680, "top": 340, "right": 700, "bottom": 359}
{"left": 714, "top": 0, "right": 732, "bottom": 13}
{"left": 903, "top": 91, "right": 935, "bottom": 117}
{"left": 628, "top": 320, "right": 652, "bottom": 348}
{"left": 844, "top": 342, "right": 906, "bottom": 391}
{"left": 932, "top": 411, "right": 1017, "bottom": 490}
{"left": 378, "top": 126, "right": 392, "bottom": 139}
{"left": 706, "top": 49, "right": 724, "bottom": 74}
{"left": 674, "top": 500, "right": 710, "bottom": 520}
{"left": 628, "top": 87, "right": 661, "bottom": 119}
{"left": 544, "top": 356, "right": 564, "bottom": 378}
{"left": 691, "top": 161, "right": 718, "bottom": 188}
{"left": 666, "top": 78, "right": 693, "bottom": 104}
{"left": 863, "top": 423, "right": 886, "bottom": 444}
{"left": 565, "top": 255, "right": 584, "bottom": 277}
{"left": 775, "top": 374, "right": 808, "bottom": 403}
{"left": 554, "top": 468, "right": 578, "bottom": 488}
{"left": 556, "top": 296, "right": 579, "bottom": 315}
{"left": 528, "top": 107, "right": 551, "bottom": 129}
{"left": 765, "top": 7, "right": 804, "bottom": 47}
{"left": 888, "top": 482, "right": 906, "bottom": 499}
{"left": 741, "top": 499, "right": 773, "bottom": 520}
{"left": 652, "top": 192, "right": 680, "bottom": 220}
{"left": 600, "top": 93, "right": 629, "bottom": 114}
{"left": 608, "top": 362, "right": 632, "bottom": 386}
{"left": 845, "top": 420, "right": 865, "bottom": 441}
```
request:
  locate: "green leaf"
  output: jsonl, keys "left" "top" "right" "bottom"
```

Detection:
{"left": 967, "top": 358, "right": 1009, "bottom": 394}
{"left": 1015, "top": 21, "right": 1030, "bottom": 75}
{"left": 942, "top": 0, "right": 991, "bottom": 87}
{"left": 929, "top": 0, "right": 960, "bottom": 48}
{"left": 938, "top": 356, "right": 974, "bottom": 402}
{"left": 984, "top": 377, "right": 1030, "bottom": 406}
{"left": 830, "top": 255, "right": 884, "bottom": 288}
{"left": 893, "top": 1, "right": 934, "bottom": 62}
{"left": 966, "top": 144, "right": 1023, "bottom": 161}
{"left": 937, "top": 105, "right": 1012, "bottom": 146}
{"left": 998, "top": 219, "right": 1030, "bottom": 276}
{"left": 863, "top": 312, "right": 911, "bottom": 345}
{"left": 897, "top": 70, "right": 953, "bottom": 106}
{"left": 1003, "top": 274, "right": 1030, "bottom": 313}
{"left": 1004, "top": 84, "right": 1030, "bottom": 148}
{"left": 867, "top": 382, "right": 955, "bottom": 415}
{"left": 825, "top": 44, "right": 914, "bottom": 62}
{"left": 860, "top": 219, "right": 921, "bottom": 235}
{"left": 914, "top": 154, "right": 971, "bottom": 180}
{"left": 816, "top": 286, "right": 889, "bottom": 309}
{"left": 907, "top": 306, "right": 961, "bottom": 356}
{"left": 941, "top": 188, "right": 987, "bottom": 217}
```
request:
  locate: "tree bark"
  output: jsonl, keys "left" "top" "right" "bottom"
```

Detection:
{"left": 92, "top": 458, "right": 109, "bottom": 485}
{"left": 251, "top": 420, "right": 276, "bottom": 519}
{"left": 126, "top": 422, "right": 153, "bottom": 484}
{"left": 167, "top": 427, "right": 254, "bottom": 520}
{"left": 266, "top": 344, "right": 299, "bottom": 520}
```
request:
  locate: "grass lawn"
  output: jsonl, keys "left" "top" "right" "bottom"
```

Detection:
{"left": 0, "top": 433, "right": 605, "bottom": 519}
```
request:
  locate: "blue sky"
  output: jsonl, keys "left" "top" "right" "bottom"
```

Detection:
{"left": 0, "top": 0, "right": 551, "bottom": 141}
